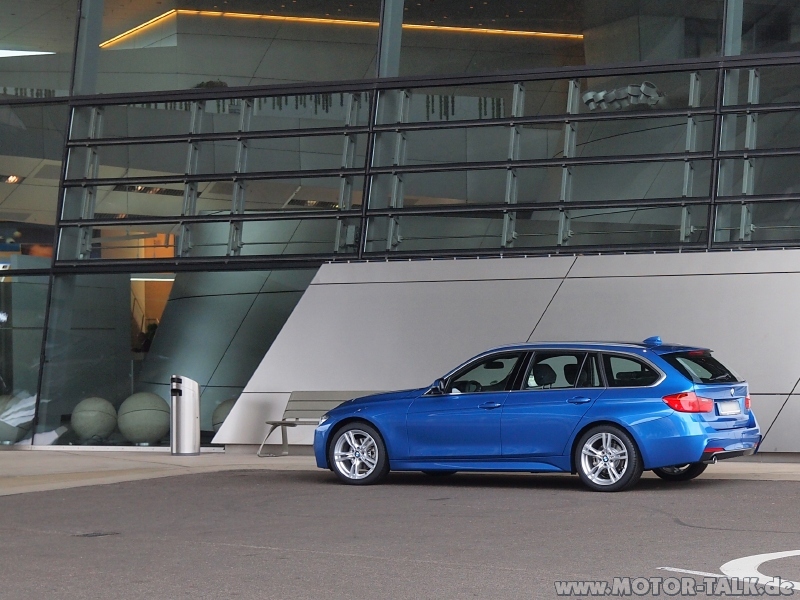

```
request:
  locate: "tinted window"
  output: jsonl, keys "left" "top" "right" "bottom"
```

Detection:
{"left": 523, "top": 352, "right": 597, "bottom": 390}
{"left": 602, "top": 354, "right": 660, "bottom": 387}
{"left": 662, "top": 351, "right": 741, "bottom": 384}
{"left": 449, "top": 353, "right": 523, "bottom": 394}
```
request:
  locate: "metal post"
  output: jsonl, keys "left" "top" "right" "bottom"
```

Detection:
{"left": 170, "top": 375, "right": 200, "bottom": 455}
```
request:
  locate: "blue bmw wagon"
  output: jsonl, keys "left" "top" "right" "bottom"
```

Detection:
{"left": 314, "top": 337, "right": 761, "bottom": 491}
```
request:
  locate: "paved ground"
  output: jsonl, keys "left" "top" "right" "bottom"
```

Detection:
{"left": 1, "top": 451, "right": 800, "bottom": 599}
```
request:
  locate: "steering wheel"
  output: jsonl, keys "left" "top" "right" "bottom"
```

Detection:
{"left": 454, "top": 380, "right": 482, "bottom": 393}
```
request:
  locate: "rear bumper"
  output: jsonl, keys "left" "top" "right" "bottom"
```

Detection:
{"left": 700, "top": 445, "right": 757, "bottom": 463}
{"left": 631, "top": 412, "right": 761, "bottom": 469}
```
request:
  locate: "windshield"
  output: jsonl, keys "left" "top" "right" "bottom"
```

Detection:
{"left": 662, "top": 351, "right": 741, "bottom": 384}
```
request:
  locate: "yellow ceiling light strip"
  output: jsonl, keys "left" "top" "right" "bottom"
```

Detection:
{"left": 100, "top": 9, "right": 583, "bottom": 48}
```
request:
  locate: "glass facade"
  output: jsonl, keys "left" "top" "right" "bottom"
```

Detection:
{"left": 3, "top": 0, "right": 800, "bottom": 445}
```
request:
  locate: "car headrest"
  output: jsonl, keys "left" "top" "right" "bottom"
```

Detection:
{"left": 564, "top": 363, "right": 579, "bottom": 385}
{"left": 532, "top": 363, "right": 557, "bottom": 387}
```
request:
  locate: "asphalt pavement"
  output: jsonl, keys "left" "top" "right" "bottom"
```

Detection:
{"left": 1, "top": 451, "right": 800, "bottom": 599}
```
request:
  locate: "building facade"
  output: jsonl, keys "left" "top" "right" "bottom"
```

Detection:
{"left": 1, "top": 0, "right": 799, "bottom": 450}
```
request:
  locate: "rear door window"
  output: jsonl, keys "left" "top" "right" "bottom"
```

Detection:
{"left": 662, "top": 351, "right": 741, "bottom": 384}
{"left": 602, "top": 354, "right": 661, "bottom": 387}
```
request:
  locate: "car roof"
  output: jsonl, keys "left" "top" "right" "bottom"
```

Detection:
{"left": 484, "top": 340, "right": 709, "bottom": 355}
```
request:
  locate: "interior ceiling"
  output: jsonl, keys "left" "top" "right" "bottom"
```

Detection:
{"left": 0, "top": 0, "right": 79, "bottom": 53}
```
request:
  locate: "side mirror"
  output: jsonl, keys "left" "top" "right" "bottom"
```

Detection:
{"left": 430, "top": 378, "right": 446, "bottom": 395}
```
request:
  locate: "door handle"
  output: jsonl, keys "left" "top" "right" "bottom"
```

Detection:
{"left": 567, "top": 396, "right": 592, "bottom": 404}
{"left": 479, "top": 402, "right": 502, "bottom": 410}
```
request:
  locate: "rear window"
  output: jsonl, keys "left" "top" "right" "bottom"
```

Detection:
{"left": 662, "top": 351, "right": 741, "bottom": 384}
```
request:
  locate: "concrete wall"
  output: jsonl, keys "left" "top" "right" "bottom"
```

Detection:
{"left": 214, "top": 249, "right": 800, "bottom": 452}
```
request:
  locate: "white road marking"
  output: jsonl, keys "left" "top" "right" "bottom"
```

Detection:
{"left": 720, "top": 549, "right": 800, "bottom": 590}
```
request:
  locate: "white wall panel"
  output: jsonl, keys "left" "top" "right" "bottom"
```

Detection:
{"left": 757, "top": 396, "right": 800, "bottom": 452}
{"left": 217, "top": 251, "right": 800, "bottom": 451}
{"left": 530, "top": 272, "right": 800, "bottom": 393}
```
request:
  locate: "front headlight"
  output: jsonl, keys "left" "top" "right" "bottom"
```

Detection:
{"left": 318, "top": 414, "right": 330, "bottom": 426}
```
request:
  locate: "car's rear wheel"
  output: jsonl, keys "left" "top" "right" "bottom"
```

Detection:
{"left": 652, "top": 463, "right": 707, "bottom": 481}
{"left": 575, "top": 425, "right": 643, "bottom": 492}
{"left": 328, "top": 422, "right": 389, "bottom": 485}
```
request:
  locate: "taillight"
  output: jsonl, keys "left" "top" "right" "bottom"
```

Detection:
{"left": 745, "top": 396, "right": 751, "bottom": 410}
{"left": 663, "top": 391, "right": 713, "bottom": 413}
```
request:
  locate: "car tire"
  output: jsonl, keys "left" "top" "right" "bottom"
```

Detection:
{"left": 328, "top": 422, "right": 389, "bottom": 485}
{"left": 652, "top": 463, "right": 707, "bottom": 482}
{"left": 574, "top": 425, "right": 643, "bottom": 492}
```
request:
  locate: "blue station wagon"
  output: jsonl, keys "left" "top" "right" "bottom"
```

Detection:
{"left": 314, "top": 337, "right": 761, "bottom": 491}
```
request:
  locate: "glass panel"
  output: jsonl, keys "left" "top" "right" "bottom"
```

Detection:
{"left": 66, "top": 142, "right": 191, "bottom": 180}
{"left": 36, "top": 269, "right": 316, "bottom": 445}
{"left": 398, "top": 1, "right": 723, "bottom": 78}
{"left": 377, "top": 85, "right": 517, "bottom": 124}
{"left": 571, "top": 161, "right": 712, "bottom": 201}
{"left": 724, "top": 65, "right": 800, "bottom": 106}
{"left": 374, "top": 126, "right": 510, "bottom": 167}
{"left": 91, "top": 1, "right": 381, "bottom": 94}
{"left": 59, "top": 216, "right": 357, "bottom": 260}
{"left": 574, "top": 116, "right": 714, "bottom": 157}
{"left": 0, "top": 3, "right": 77, "bottom": 97}
{"left": 0, "top": 104, "right": 69, "bottom": 268}
{"left": 244, "top": 176, "right": 364, "bottom": 211}
{"left": 715, "top": 202, "right": 800, "bottom": 243}
{"left": 718, "top": 157, "right": 800, "bottom": 197}
{"left": 551, "top": 205, "right": 709, "bottom": 247}
{"left": 720, "top": 111, "right": 800, "bottom": 151}
{"left": 247, "top": 134, "right": 368, "bottom": 172}
{"left": 240, "top": 217, "right": 360, "bottom": 256}
{"left": 365, "top": 213, "right": 506, "bottom": 252}
{"left": 0, "top": 274, "right": 48, "bottom": 445}
{"left": 95, "top": 104, "right": 194, "bottom": 138}
{"left": 369, "top": 171, "right": 508, "bottom": 208}
{"left": 58, "top": 223, "right": 179, "bottom": 260}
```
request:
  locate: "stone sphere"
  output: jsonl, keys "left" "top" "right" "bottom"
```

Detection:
{"left": 71, "top": 397, "right": 117, "bottom": 441}
{"left": 0, "top": 395, "right": 33, "bottom": 443}
{"left": 211, "top": 398, "right": 237, "bottom": 432}
{"left": 118, "top": 392, "right": 170, "bottom": 445}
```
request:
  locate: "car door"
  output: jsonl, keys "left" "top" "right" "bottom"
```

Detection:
{"left": 406, "top": 352, "right": 526, "bottom": 460}
{"left": 502, "top": 351, "right": 605, "bottom": 457}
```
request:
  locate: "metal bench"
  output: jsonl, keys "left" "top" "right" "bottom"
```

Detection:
{"left": 256, "top": 391, "right": 376, "bottom": 457}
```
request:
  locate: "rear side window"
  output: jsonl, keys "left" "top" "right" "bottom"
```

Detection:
{"left": 602, "top": 354, "right": 661, "bottom": 387}
{"left": 662, "top": 351, "right": 741, "bottom": 384}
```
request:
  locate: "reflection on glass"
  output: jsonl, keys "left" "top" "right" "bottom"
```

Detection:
{"left": 0, "top": 104, "right": 68, "bottom": 268}
{"left": 36, "top": 269, "right": 317, "bottom": 445}
{"left": 580, "top": 71, "right": 717, "bottom": 113}
{"left": 398, "top": 1, "right": 723, "bottom": 78}
{"left": 366, "top": 213, "right": 506, "bottom": 252}
{"left": 92, "top": 1, "right": 381, "bottom": 93}
{"left": 0, "top": 275, "right": 48, "bottom": 445}
{"left": 0, "top": 3, "right": 77, "bottom": 96}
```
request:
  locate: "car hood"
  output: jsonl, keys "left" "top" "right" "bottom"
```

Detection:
{"left": 341, "top": 388, "right": 427, "bottom": 407}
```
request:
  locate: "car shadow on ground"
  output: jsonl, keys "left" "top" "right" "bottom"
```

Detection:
{"left": 303, "top": 470, "right": 729, "bottom": 492}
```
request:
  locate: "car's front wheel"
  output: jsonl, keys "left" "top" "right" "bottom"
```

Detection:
{"left": 652, "top": 463, "right": 707, "bottom": 481}
{"left": 575, "top": 425, "right": 643, "bottom": 492}
{"left": 328, "top": 422, "right": 389, "bottom": 485}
